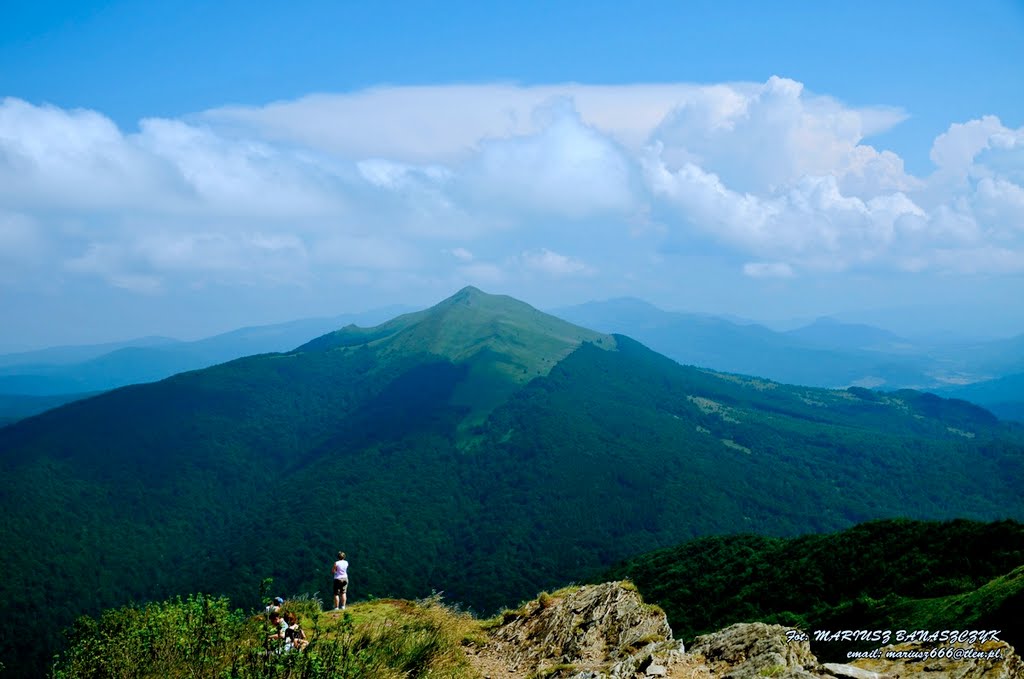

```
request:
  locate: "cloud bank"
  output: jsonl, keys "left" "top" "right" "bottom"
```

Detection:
{"left": 1, "top": 78, "right": 1022, "bottom": 300}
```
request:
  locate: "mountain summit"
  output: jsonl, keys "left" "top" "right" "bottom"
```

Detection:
{"left": 302, "top": 285, "right": 612, "bottom": 368}
{"left": 299, "top": 286, "right": 614, "bottom": 425}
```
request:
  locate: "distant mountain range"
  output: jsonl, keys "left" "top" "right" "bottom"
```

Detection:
{"left": 3, "top": 297, "right": 1022, "bottom": 429}
{"left": 3, "top": 287, "right": 1023, "bottom": 674}
{"left": 553, "top": 298, "right": 1024, "bottom": 419}
{"left": 0, "top": 307, "right": 413, "bottom": 422}
{"left": 938, "top": 372, "right": 1024, "bottom": 423}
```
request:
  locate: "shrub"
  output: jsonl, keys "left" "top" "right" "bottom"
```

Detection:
{"left": 52, "top": 592, "right": 478, "bottom": 678}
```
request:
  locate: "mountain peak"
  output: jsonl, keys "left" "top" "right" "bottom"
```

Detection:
{"left": 432, "top": 286, "right": 528, "bottom": 316}
{"left": 450, "top": 285, "right": 486, "bottom": 301}
{"left": 298, "top": 289, "right": 616, "bottom": 424}
{"left": 387, "top": 287, "right": 614, "bottom": 370}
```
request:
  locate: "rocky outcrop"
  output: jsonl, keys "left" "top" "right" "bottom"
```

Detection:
{"left": 470, "top": 581, "right": 684, "bottom": 678}
{"left": 469, "top": 583, "right": 1024, "bottom": 679}
{"left": 690, "top": 622, "right": 820, "bottom": 679}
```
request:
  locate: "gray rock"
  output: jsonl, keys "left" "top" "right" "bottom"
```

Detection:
{"left": 691, "top": 622, "right": 819, "bottom": 679}
{"left": 486, "top": 582, "right": 674, "bottom": 677}
{"left": 822, "top": 662, "right": 890, "bottom": 679}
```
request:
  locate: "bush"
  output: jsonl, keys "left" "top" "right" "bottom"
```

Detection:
{"left": 52, "top": 594, "right": 248, "bottom": 679}
{"left": 51, "top": 592, "right": 478, "bottom": 678}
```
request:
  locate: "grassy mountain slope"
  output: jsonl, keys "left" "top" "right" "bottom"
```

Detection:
{"left": 2, "top": 289, "right": 1023, "bottom": 675}
{"left": 602, "top": 519, "right": 1024, "bottom": 659}
{"left": 303, "top": 287, "right": 613, "bottom": 426}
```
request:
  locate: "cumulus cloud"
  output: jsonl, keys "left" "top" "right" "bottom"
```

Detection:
{"left": 644, "top": 153, "right": 927, "bottom": 270}
{"left": 1, "top": 81, "right": 1022, "bottom": 297}
{"left": 650, "top": 76, "right": 914, "bottom": 197}
{"left": 0, "top": 212, "right": 41, "bottom": 259}
{"left": 0, "top": 98, "right": 177, "bottom": 211}
{"left": 459, "top": 100, "right": 636, "bottom": 219}
{"left": 930, "top": 115, "right": 1009, "bottom": 177}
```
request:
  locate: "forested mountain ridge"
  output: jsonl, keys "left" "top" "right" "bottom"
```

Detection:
{"left": 602, "top": 518, "right": 1024, "bottom": 658}
{"left": 2, "top": 287, "right": 1023, "bottom": 675}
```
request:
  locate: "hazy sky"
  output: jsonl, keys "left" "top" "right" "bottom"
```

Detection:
{"left": 1, "top": 0, "right": 1023, "bottom": 350}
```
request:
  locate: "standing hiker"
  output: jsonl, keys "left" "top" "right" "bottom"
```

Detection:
{"left": 332, "top": 551, "right": 349, "bottom": 611}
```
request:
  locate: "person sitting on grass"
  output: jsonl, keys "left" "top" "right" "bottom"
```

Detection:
{"left": 268, "top": 611, "right": 288, "bottom": 644}
{"left": 265, "top": 596, "right": 284, "bottom": 616}
{"left": 284, "top": 611, "right": 308, "bottom": 652}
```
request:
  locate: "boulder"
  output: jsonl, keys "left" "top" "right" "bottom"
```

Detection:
{"left": 690, "top": 622, "right": 820, "bottom": 679}
{"left": 482, "top": 581, "right": 683, "bottom": 678}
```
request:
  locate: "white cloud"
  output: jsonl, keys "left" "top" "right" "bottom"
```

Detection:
{"left": 974, "top": 177, "right": 1024, "bottom": 237}
{"left": 458, "top": 100, "right": 636, "bottom": 219}
{"left": 0, "top": 211, "right": 42, "bottom": 259}
{"left": 649, "top": 76, "right": 914, "bottom": 197}
{"left": 136, "top": 118, "right": 350, "bottom": 217}
{"left": 1, "top": 81, "right": 1022, "bottom": 297}
{"left": 201, "top": 84, "right": 714, "bottom": 162}
{"left": 520, "top": 248, "right": 588, "bottom": 276}
{"left": 0, "top": 98, "right": 177, "bottom": 211}
{"left": 930, "top": 115, "right": 1008, "bottom": 177}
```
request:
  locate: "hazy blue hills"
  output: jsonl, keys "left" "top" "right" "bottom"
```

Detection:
{"left": 0, "top": 335, "right": 180, "bottom": 368}
{"left": 783, "top": 316, "right": 910, "bottom": 352}
{"left": 940, "top": 334, "right": 1024, "bottom": 376}
{"left": 2, "top": 287, "right": 1024, "bottom": 674}
{"left": 939, "top": 372, "right": 1024, "bottom": 423}
{"left": 0, "top": 307, "right": 411, "bottom": 421}
{"left": 553, "top": 298, "right": 935, "bottom": 388}
{"left": 553, "top": 297, "right": 1024, "bottom": 395}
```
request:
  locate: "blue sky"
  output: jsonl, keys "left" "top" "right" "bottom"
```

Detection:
{"left": 1, "top": 1, "right": 1023, "bottom": 348}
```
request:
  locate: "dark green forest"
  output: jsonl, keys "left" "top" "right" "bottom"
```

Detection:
{"left": 2, "top": 288, "right": 1023, "bottom": 675}
{"left": 603, "top": 518, "right": 1024, "bottom": 660}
